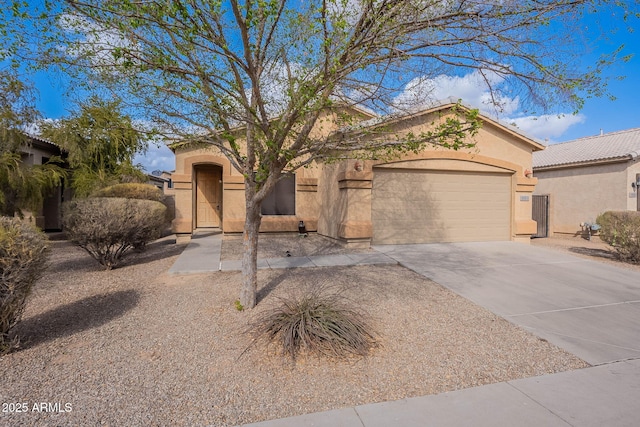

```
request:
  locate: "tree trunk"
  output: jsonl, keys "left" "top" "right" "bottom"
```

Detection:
{"left": 239, "top": 194, "right": 262, "bottom": 309}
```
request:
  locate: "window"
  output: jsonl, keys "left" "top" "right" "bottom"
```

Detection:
{"left": 261, "top": 174, "right": 295, "bottom": 215}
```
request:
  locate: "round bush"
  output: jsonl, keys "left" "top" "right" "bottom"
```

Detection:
{"left": 63, "top": 197, "right": 167, "bottom": 269}
{"left": 597, "top": 211, "right": 640, "bottom": 263}
{"left": 93, "top": 183, "right": 173, "bottom": 224}
{"left": 0, "top": 217, "right": 48, "bottom": 354}
{"left": 92, "top": 183, "right": 165, "bottom": 202}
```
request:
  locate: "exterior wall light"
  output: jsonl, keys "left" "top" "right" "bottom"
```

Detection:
{"left": 298, "top": 220, "right": 308, "bottom": 237}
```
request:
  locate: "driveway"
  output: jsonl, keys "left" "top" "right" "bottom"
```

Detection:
{"left": 374, "top": 241, "right": 640, "bottom": 365}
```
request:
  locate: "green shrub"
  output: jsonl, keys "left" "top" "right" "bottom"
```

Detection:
{"left": 92, "top": 183, "right": 164, "bottom": 202}
{"left": 0, "top": 217, "right": 48, "bottom": 354}
{"left": 62, "top": 197, "right": 167, "bottom": 269}
{"left": 250, "top": 288, "right": 378, "bottom": 361}
{"left": 597, "top": 211, "right": 640, "bottom": 263}
{"left": 93, "top": 183, "right": 174, "bottom": 224}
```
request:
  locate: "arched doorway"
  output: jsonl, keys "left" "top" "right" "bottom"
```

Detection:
{"left": 195, "top": 165, "right": 222, "bottom": 228}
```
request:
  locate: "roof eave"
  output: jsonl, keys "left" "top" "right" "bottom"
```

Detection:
{"left": 533, "top": 156, "right": 631, "bottom": 171}
{"left": 339, "top": 100, "right": 545, "bottom": 152}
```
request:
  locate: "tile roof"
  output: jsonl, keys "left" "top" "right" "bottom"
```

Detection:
{"left": 533, "top": 127, "right": 640, "bottom": 169}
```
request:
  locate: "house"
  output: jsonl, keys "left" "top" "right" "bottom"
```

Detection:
{"left": 148, "top": 170, "right": 176, "bottom": 222}
{"left": 532, "top": 128, "right": 640, "bottom": 236}
{"left": 170, "top": 100, "right": 543, "bottom": 245}
{"left": 19, "top": 135, "right": 70, "bottom": 231}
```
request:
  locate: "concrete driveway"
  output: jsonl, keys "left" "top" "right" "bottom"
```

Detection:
{"left": 374, "top": 241, "right": 640, "bottom": 365}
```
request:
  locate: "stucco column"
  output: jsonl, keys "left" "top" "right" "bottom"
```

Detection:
{"left": 170, "top": 173, "right": 193, "bottom": 243}
{"left": 514, "top": 175, "right": 538, "bottom": 243}
{"left": 337, "top": 160, "right": 373, "bottom": 248}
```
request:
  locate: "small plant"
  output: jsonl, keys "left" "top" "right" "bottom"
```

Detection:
{"left": 63, "top": 197, "right": 167, "bottom": 269}
{"left": 597, "top": 211, "right": 640, "bottom": 263}
{"left": 0, "top": 217, "right": 48, "bottom": 354}
{"left": 249, "top": 287, "right": 378, "bottom": 361}
{"left": 234, "top": 300, "right": 244, "bottom": 311}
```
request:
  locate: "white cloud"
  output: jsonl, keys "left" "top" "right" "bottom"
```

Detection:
{"left": 58, "top": 13, "right": 136, "bottom": 69}
{"left": 508, "top": 114, "right": 586, "bottom": 142}
{"left": 392, "top": 69, "right": 519, "bottom": 115}
{"left": 327, "top": 0, "right": 363, "bottom": 27}
{"left": 135, "top": 143, "right": 175, "bottom": 173}
{"left": 392, "top": 69, "right": 584, "bottom": 141}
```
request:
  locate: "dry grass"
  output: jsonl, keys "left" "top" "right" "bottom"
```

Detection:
{"left": 249, "top": 285, "right": 378, "bottom": 360}
{"left": 0, "top": 235, "right": 588, "bottom": 426}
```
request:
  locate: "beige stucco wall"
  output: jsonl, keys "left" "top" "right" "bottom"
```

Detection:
{"left": 626, "top": 160, "right": 640, "bottom": 211}
{"left": 171, "top": 144, "right": 323, "bottom": 239}
{"left": 172, "top": 106, "right": 541, "bottom": 244}
{"left": 534, "top": 159, "right": 640, "bottom": 235}
{"left": 317, "top": 111, "right": 540, "bottom": 245}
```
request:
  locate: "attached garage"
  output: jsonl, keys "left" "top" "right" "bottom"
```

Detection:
{"left": 372, "top": 168, "right": 512, "bottom": 244}
{"left": 173, "top": 100, "right": 543, "bottom": 245}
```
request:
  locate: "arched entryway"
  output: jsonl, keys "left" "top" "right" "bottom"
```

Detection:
{"left": 194, "top": 164, "right": 223, "bottom": 228}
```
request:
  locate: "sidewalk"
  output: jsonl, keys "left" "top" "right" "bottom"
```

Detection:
{"left": 168, "top": 230, "right": 397, "bottom": 274}
{"left": 241, "top": 359, "right": 640, "bottom": 427}
{"left": 168, "top": 233, "right": 640, "bottom": 426}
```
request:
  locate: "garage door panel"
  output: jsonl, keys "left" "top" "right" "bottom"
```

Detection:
{"left": 372, "top": 170, "right": 511, "bottom": 244}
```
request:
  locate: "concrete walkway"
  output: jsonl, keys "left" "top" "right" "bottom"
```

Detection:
{"left": 242, "top": 359, "right": 640, "bottom": 427}
{"left": 168, "top": 236, "right": 640, "bottom": 426}
{"left": 168, "top": 230, "right": 397, "bottom": 274}
{"left": 168, "top": 229, "right": 223, "bottom": 274}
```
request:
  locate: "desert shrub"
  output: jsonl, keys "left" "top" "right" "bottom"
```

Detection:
{"left": 93, "top": 183, "right": 174, "bottom": 224}
{"left": 93, "top": 183, "right": 164, "bottom": 202}
{"left": 0, "top": 217, "right": 48, "bottom": 354}
{"left": 250, "top": 287, "right": 378, "bottom": 361}
{"left": 62, "top": 197, "right": 167, "bottom": 269}
{"left": 597, "top": 211, "right": 640, "bottom": 263}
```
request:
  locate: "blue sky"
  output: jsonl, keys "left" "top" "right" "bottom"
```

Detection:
{"left": 27, "top": 6, "right": 640, "bottom": 173}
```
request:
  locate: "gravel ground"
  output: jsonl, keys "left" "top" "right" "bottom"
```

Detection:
{"left": 1, "top": 235, "right": 587, "bottom": 427}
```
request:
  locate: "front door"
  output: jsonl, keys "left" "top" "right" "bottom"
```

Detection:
{"left": 196, "top": 167, "right": 222, "bottom": 228}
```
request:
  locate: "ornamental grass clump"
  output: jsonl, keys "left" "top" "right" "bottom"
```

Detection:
{"left": 250, "top": 287, "right": 378, "bottom": 361}
{"left": 63, "top": 197, "right": 167, "bottom": 269}
{"left": 0, "top": 217, "right": 48, "bottom": 355}
{"left": 597, "top": 211, "right": 640, "bottom": 263}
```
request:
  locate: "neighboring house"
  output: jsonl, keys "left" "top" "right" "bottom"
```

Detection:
{"left": 147, "top": 171, "right": 171, "bottom": 191}
{"left": 170, "top": 100, "right": 543, "bottom": 246}
{"left": 20, "top": 135, "right": 70, "bottom": 231}
{"left": 148, "top": 170, "right": 176, "bottom": 221}
{"left": 533, "top": 128, "right": 640, "bottom": 236}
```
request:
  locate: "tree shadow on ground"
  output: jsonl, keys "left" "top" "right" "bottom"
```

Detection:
{"left": 568, "top": 246, "right": 617, "bottom": 260}
{"left": 256, "top": 271, "right": 294, "bottom": 305}
{"left": 120, "top": 238, "right": 185, "bottom": 267}
{"left": 46, "top": 238, "right": 185, "bottom": 273}
{"left": 12, "top": 289, "right": 140, "bottom": 351}
{"left": 255, "top": 267, "right": 367, "bottom": 305}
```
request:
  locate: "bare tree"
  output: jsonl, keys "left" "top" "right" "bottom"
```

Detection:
{"left": 11, "top": 0, "right": 635, "bottom": 308}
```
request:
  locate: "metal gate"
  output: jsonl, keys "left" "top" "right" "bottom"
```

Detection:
{"left": 532, "top": 195, "right": 549, "bottom": 238}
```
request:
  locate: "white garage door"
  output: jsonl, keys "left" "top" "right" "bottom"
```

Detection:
{"left": 372, "top": 169, "right": 511, "bottom": 244}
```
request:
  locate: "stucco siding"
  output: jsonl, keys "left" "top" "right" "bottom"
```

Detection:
{"left": 626, "top": 160, "right": 640, "bottom": 211}
{"left": 171, "top": 104, "right": 541, "bottom": 243}
{"left": 534, "top": 162, "right": 630, "bottom": 235}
